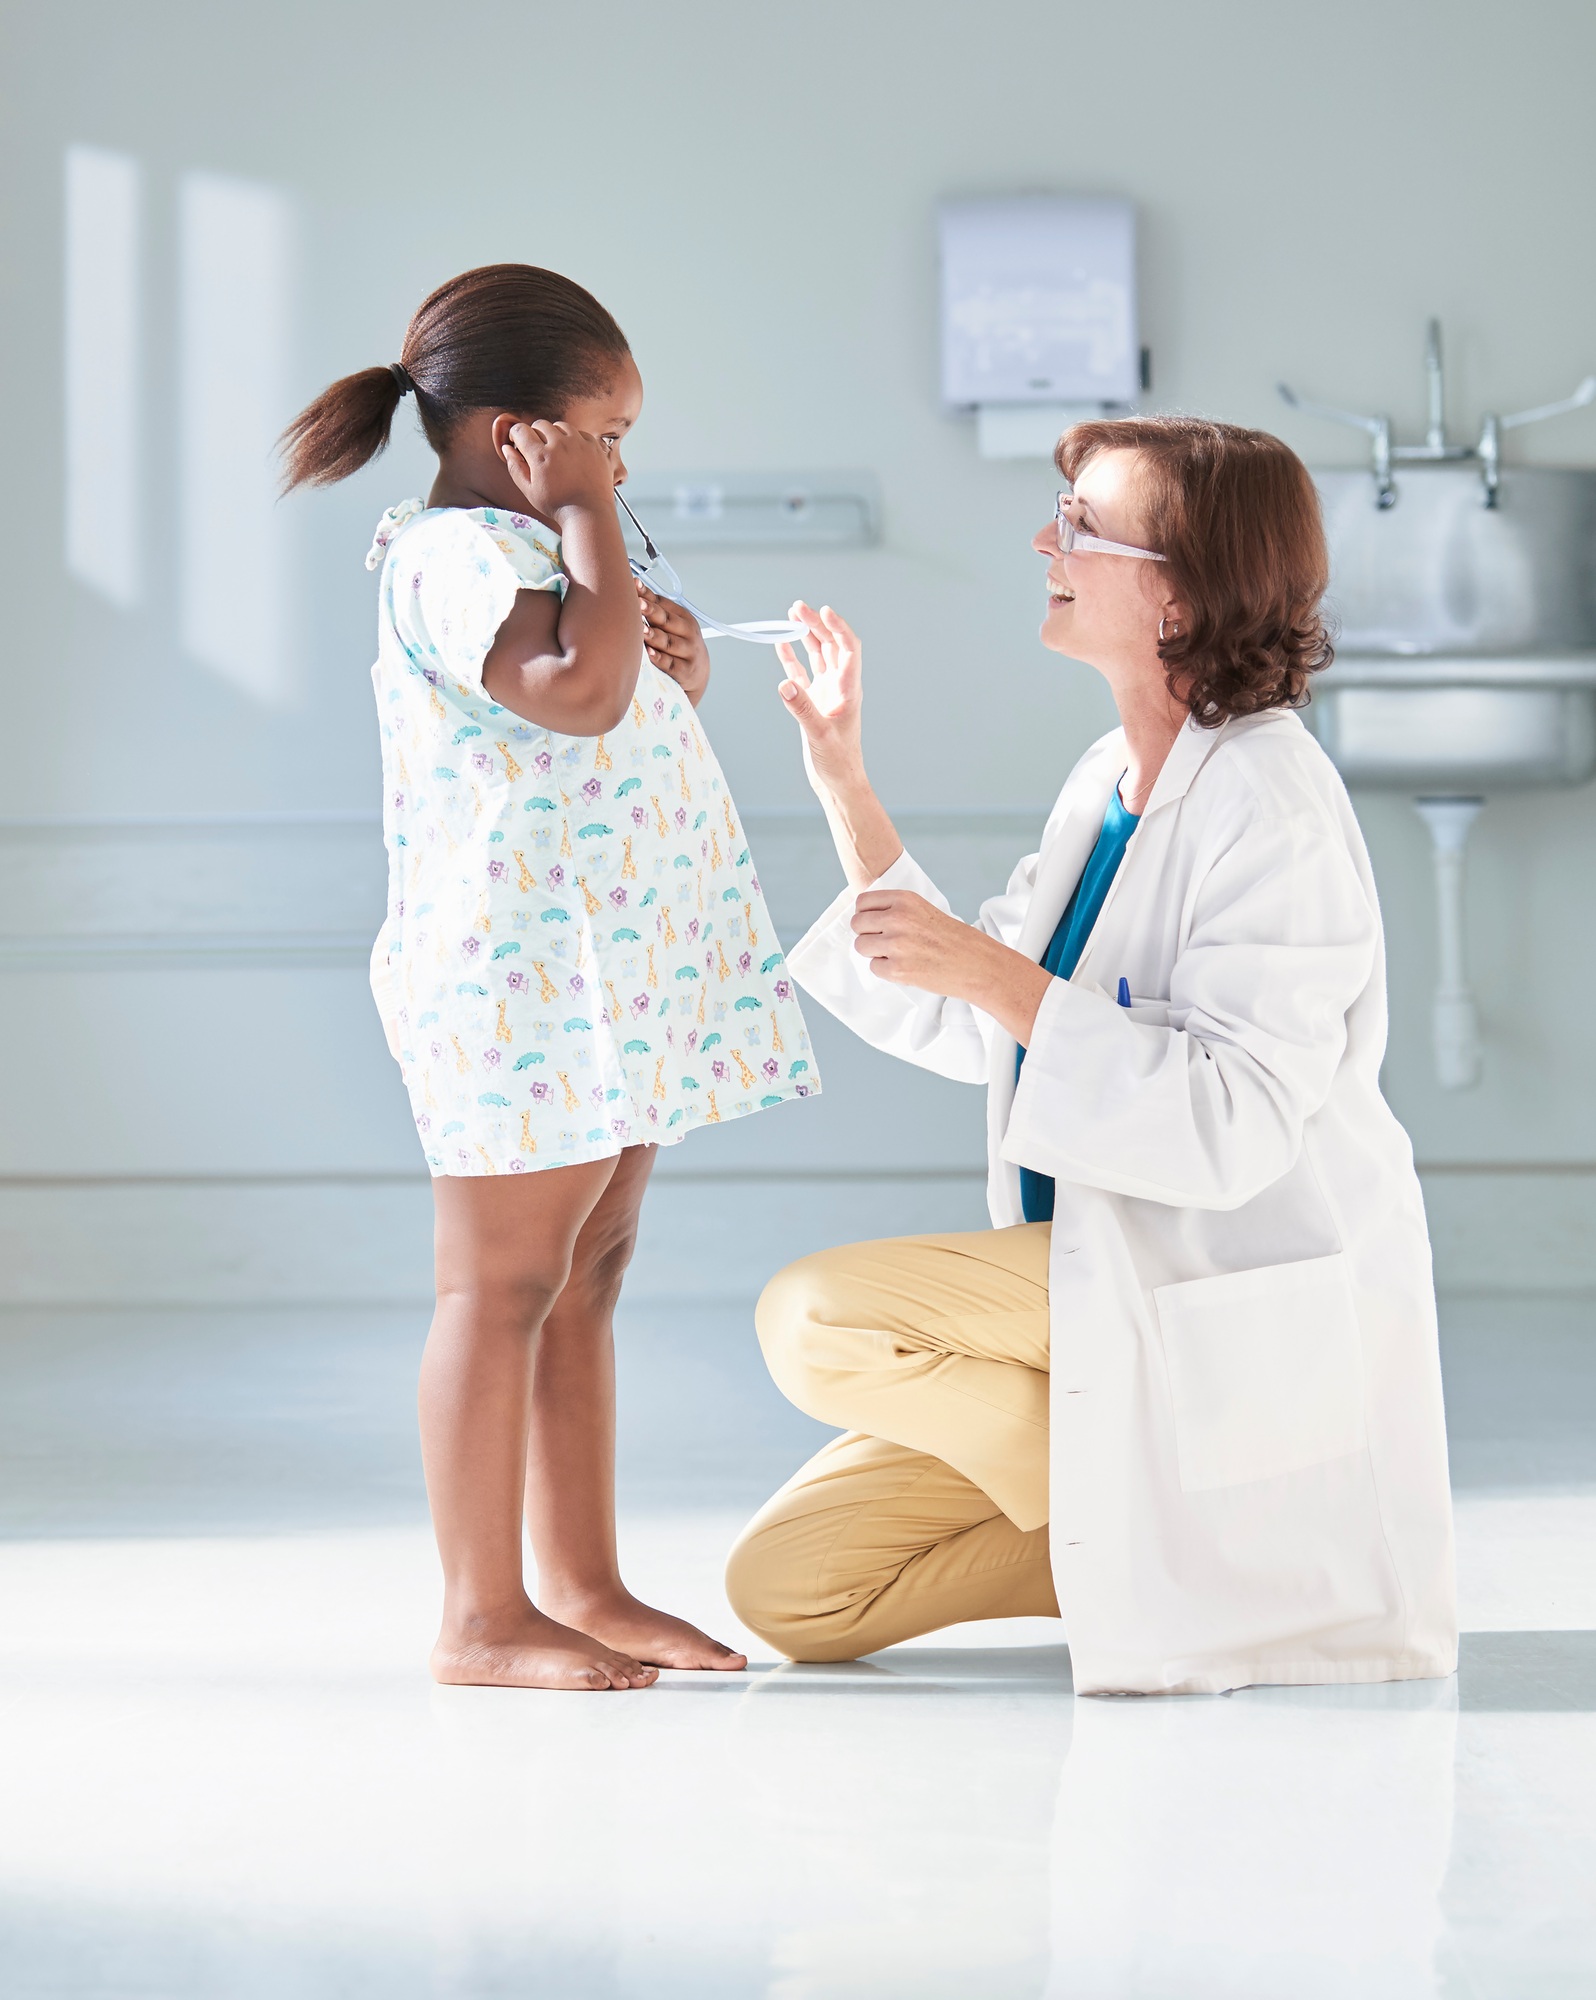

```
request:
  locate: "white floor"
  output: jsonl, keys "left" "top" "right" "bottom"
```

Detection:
{"left": 1, "top": 1299, "right": 1593, "bottom": 1998}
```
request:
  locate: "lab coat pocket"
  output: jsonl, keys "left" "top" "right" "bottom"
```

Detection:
{"left": 1153, "top": 1253, "right": 1366, "bottom": 1492}
{"left": 1124, "top": 997, "right": 1170, "bottom": 1026}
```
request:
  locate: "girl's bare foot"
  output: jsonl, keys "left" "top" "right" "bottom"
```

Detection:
{"left": 431, "top": 1602, "right": 658, "bottom": 1691}
{"left": 542, "top": 1588, "right": 749, "bottom": 1671}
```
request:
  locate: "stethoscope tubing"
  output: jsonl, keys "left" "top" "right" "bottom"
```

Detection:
{"left": 617, "top": 491, "right": 803, "bottom": 647}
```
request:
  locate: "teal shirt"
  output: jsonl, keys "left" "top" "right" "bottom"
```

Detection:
{"left": 1016, "top": 788, "right": 1141, "bottom": 1224}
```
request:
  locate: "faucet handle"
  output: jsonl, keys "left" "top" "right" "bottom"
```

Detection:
{"left": 1496, "top": 375, "right": 1596, "bottom": 432}
{"left": 1277, "top": 382, "right": 1385, "bottom": 436}
{"left": 1277, "top": 384, "right": 1396, "bottom": 508}
{"left": 1477, "top": 377, "right": 1593, "bottom": 508}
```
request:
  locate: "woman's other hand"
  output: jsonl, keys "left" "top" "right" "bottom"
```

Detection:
{"left": 639, "top": 583, "right": 711, "bottom": 707}
{"left": 777, "top": 604, "right": 865, "bottom": 798}
{"left": 852, "top": 890, "right": 1053, "bottom": 1045}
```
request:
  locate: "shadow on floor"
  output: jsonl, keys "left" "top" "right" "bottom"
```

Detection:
{"left": 1457, "top": 1630, "right": 1596, "bottom": 1711}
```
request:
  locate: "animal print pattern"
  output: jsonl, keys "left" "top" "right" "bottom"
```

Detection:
{"left": 366, "top": 499, "right": 818, "bottom": 1175}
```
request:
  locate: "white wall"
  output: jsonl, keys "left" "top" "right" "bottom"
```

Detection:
{"left": 2, "top": 0, "right": 1594, "bottom": 1300}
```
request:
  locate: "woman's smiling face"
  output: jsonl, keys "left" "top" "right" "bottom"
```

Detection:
{"left": 1031, "top": 447, "right": 1170, "bottom": 675}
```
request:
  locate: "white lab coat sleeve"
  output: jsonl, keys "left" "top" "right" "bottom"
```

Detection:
{"left": 1002, "top": 793, "right": 1378, "bottom": 1210}
{"left": 787, "top": 845, "right": 1039, "bottom": 1085}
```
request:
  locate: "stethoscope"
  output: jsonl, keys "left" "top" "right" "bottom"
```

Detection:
{"left": 615, "top": 490, "right": 804, "bottom": 646}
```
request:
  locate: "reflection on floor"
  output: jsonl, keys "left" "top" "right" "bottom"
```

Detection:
{"left": 0, "top": 1296, "right": 1592, "bottom": 1999}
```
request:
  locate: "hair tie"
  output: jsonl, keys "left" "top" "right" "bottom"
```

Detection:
{"left": 388, "top": 361, "right": 414, "bottom": 397}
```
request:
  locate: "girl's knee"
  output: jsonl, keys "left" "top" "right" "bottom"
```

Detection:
{"left": 564, "top": 1221, "right": 639, "bottom": 1312}
{"left": 433, "top": 1257, "right": 569, "bottom": 1333}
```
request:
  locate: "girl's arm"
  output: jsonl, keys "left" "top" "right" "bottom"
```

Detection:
{"left": 776, "top": 605, "right": 904, "bottom": 888}
{"left": 481, "top": 422, "right": 644, "bottom": 735}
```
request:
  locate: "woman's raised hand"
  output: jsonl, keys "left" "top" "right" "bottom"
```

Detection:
{"left": 777, "top": 604, "right": 865, "bottom": 798}
{"left": 778, "top": 603, "right": 904, "bottom": 886}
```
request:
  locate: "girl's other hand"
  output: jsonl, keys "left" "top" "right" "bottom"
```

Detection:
{"left": 639, "top": 583, "right": 711, "bottom": 708}
{"left": 501, "top": 420, "right": 616, "bottom": 521}
{"left": 776, "top": 603, "right": 865, "bottom": 799}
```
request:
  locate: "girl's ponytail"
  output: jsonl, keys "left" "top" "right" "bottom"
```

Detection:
{"left": 280, "top": 364, "right": 409, "bottom": 491}
{"left": 279, "top": 265, "right": 630, "bottom": 495}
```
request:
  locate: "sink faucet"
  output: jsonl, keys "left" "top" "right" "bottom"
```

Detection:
{"left": 1277, "top": 320, "right": 1594, "bottom": 508}
{"left": 1477, "top": 376, "right": 1596, "bottom": 507}
{"left": 1276, "top": 382, "right": 1396, "bottom": 508}
{"left": 1394, "top": 320, "right": 1472, "bottom": 463}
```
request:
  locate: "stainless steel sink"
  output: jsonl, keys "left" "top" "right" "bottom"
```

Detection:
{"left": 1317, "top": 466, "right": 1596, "bottom": 654}
{"left": 1308, "top": 466, "right": 1596, "bottom": 792}
{"left": 1304, "top": 463, "right": 1596, "bottom": 1087}
{"left": 1310, "top": 651, "right": 1596, "bottom": 792}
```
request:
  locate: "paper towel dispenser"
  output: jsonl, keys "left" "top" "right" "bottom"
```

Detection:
{"left": 939, "top": 196, "right": 1140, "bottom": 458}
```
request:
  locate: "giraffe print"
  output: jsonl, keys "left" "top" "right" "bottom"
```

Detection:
{"left": 365, "top": 497, "right": 818, "bottom": 1175}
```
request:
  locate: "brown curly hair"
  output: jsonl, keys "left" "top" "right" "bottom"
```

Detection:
{"left": 1056, "top": 416, "right": 1333, "bottom": 726}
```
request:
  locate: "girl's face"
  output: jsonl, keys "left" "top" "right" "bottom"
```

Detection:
{"left": 560, "top": 351, "right": 644, "bottom": 487}
{"left": 1030, "top": 448, "right": 1175, "bottom": 680}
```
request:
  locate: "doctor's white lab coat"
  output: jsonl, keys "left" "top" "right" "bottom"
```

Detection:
{"left": 787, "top": 709, "right": 1458, "bottom": 1696}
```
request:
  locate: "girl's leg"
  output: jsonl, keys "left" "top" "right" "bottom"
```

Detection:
{"left": 526, "top": 1144, "right": 748, "bottom": 1670}
{"left": 423, "top": 1158, "right": 657, "bottom": 1691}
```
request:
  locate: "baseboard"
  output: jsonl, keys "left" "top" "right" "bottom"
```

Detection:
{"left": 0, "top": 1167, "right": 1590, "bottom": 1309}
{"left": 1420, "top": 1166, "right": 1596, "bottom": 1298}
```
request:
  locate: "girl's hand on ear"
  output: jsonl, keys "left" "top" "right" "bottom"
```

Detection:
{"left": 639, "top": 583, "right": 711, "bottom": 708}
{"left": 501, "top": 420, "right": 616, "bottom": 521}
{"left": 776, "top": 603, "right": 865, "bottom": 799}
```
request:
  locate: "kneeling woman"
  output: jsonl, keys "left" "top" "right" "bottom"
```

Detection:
{"left": 727, "top": 417, "right": 1456, "bottom": 1696}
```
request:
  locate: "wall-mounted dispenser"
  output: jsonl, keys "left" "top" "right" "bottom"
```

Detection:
{"left": 940, "top": 197, "right": 1139, "bottom": 460}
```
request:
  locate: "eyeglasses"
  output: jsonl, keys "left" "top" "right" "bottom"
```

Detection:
{"left": 1055, "top": 491, "right": 1165, "bottom": 562}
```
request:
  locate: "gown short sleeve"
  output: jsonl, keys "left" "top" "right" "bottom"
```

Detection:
{"left": 367, "top": 501, "right": 567, "bottom": 691}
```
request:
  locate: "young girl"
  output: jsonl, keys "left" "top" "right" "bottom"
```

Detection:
{"left": 281, "top": 264, "right": 818, "bottom": 1691}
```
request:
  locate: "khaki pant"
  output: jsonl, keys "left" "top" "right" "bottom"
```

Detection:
{"left": 725, "top": 1225, "right": 1061, "bottom": 1663}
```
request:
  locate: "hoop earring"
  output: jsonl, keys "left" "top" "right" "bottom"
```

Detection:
{"left": 1159, "top": 616, "right": 1179, "bottom": 644}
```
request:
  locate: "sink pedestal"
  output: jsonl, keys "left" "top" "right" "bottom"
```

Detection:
{"left": 1411, "top": 798, "right": 1484, "bottom": 1090}
{"left": 1308, "top": 463, "right": 1596, "bottom": 1090}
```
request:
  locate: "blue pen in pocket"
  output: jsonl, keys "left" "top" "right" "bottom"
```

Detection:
{"left": 1117, "top": 977, "right": 1131, "bottom": 1008}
